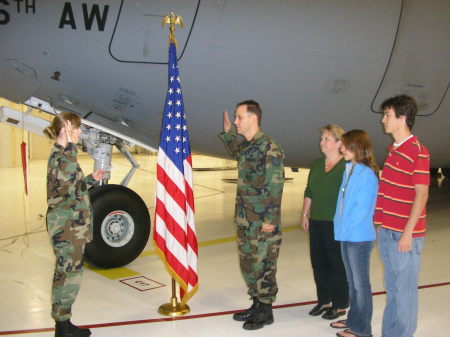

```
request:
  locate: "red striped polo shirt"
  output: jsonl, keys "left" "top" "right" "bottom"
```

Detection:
{"left": 374, "top": 136, "right": 430, "bottom": 237}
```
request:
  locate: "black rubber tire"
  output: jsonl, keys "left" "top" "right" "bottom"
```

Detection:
{"left": 85, "top": 184, "right": 151, "bottom": 268}
{"left": 442, "top": 168, "right": 450, "bottom": 178}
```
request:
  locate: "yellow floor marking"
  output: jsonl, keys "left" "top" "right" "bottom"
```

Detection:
{"left": 86, "top": 263, "right": 140, "bottom": 280}
{"left": 282, "top": 224, "right": 299, "bottom": 232}
{"left": 140, "top": 224, "right": 299, "bottom": 257}
{"left": 89, "top": 225, "right": 299, "bottom": 280}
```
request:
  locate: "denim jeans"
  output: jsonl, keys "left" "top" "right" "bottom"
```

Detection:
{"left": 341, "top": 241, "right": 374, "bottom": 336}
{"left": 378, "top": 228, "right": 424, "bottom": 337}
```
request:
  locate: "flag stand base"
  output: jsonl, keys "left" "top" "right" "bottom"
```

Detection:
{"left": 158, "top": 279, "right": 190, "bottom": 316}
{"left": 158, "top": 296, "right": 190, "bottom": 316}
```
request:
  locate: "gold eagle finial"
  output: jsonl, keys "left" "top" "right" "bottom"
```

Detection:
{"left": 162, "top": 12, "right": 184, "bottom": 46}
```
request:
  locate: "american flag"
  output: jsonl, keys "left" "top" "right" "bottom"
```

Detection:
{"left": 154, "top": 41, "right": 198, "bottom": 303}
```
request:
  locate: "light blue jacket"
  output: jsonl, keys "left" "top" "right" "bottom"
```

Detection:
{"left": 334, "top": 162, "right": 378, "bottom": 242}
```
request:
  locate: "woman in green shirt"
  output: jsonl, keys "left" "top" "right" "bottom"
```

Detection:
{"left": 300, "top": 124, "right": 349, "bottom": 320}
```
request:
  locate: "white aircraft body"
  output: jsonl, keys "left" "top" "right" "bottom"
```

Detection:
{"left": 0, "top": 0, "right": 449, "bottom": 267}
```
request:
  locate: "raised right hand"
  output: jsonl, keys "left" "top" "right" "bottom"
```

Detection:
{"left": 223, "top": 110, "right": 231, "bottom": 133}
{"left": 64, "top": 120, "right": 73, "bottom": 143}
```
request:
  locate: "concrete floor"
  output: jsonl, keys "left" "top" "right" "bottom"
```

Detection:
{"left": 0, "top": 154, "right": 448, "bottom": 337}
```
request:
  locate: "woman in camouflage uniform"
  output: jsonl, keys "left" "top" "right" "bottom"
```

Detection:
{"left": 44, "top": 112, "right": 104, "bottom": 337}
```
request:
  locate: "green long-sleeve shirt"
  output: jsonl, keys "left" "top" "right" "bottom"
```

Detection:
{"left": 218, "top": 130, "right": 285, "bottom": 226}
{"left": 304, "top": 157, "right": 345, "bottom": 221}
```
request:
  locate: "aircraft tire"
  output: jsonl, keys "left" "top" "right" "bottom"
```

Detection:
{"left": 442, "top": 168, "right": 450, "bottom": 178}
{"left": 85, "top": 184, "right": 150, "bottom": 268}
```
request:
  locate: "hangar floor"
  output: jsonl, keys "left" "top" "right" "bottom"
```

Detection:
{"left": 0, "top": 154, "right": 448, "bottom": 337}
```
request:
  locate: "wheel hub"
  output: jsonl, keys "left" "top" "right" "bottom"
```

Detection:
{"left": 108, "top": 220, "right": 122, "bottom": 235}
{"left": 101, "top": 210, "right": 135, "bottom": 248}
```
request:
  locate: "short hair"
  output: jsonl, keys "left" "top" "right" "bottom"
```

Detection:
{"left": 342, "top": 129, "right": 379, "bottom": 176}
{"left": 320, "top": 124, "right": 345, "bottom": 141}
{"left": 381, "top": 95, "right": 417, "bottom": 130}
{"left": 236, "top": 99, "right": 262, "bottom": 126}
{"left": 43, "top": 111, "right": 81, "bottom": 140}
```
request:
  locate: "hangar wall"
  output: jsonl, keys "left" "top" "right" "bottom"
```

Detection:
{"left": 0, "top": 123, "right": 54, "bottom": 168}
{"left": 0, "top": 98, "right": 153, "bottom": 168}
{"left": 0, "top": 123, "right": 17, "bottom": 168}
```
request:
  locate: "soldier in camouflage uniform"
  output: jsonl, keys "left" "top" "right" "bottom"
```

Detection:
{"left": 44, "top": 112, "right": 104, "bottom": 337}
{"left": 218, "top": 100, "right": 285, "bottom": 330}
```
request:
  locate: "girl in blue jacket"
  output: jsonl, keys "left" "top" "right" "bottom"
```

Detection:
{"left": 331, "top": 130, "right": 379, "bottom": 337}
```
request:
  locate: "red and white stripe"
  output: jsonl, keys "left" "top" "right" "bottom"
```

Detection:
{"left": 154, "top": 148, "right": 198, "bottom": 302}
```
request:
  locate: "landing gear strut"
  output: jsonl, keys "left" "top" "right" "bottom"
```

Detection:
{"left": 81, "top": 127, "right": 151, "bottom": 268}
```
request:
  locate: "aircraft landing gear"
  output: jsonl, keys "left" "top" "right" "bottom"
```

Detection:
{"left": 85, "top": 184, "right": 150, "bottom": 268}
{"left": 81, "top": 127, "right": 151, "bottom": 268}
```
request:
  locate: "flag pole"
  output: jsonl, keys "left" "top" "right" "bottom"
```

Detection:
{"left": 157, "top": 12, "right": 190, "bottom": 317}
{"left": 158, "top": 279, "right": 190, "bottom": 316}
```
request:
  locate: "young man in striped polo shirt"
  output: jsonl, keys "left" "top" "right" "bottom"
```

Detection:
{"left": 375, "top": 95, "right": 430, "bottom": 337}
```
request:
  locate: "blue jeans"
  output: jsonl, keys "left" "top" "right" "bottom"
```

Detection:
{"left": 341, "top": 241, "right": 374, "bottom": 336}
{"left": 378, "top": 228, "right": 424, "bottom": 337}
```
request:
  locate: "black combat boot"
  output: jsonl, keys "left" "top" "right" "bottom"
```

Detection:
{"left": 233, "top": 297, "right": 258, "bottom": 321}
{"left": 55, "top": 320, "right": 91, "bottom": 337}
{"left": 242, "top": 301, "right": 274, "bottom": 330}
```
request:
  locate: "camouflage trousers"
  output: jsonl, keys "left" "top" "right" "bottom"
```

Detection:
{"left": 47, "top": 214, "right": 87, "bottom": 321}
{"left": 237, "top": 222, "right": 282, "bottom": 304}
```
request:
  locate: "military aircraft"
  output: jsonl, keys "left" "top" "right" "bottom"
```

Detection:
{"left": 0, "top": 0, "right": 449, "bottom": 268}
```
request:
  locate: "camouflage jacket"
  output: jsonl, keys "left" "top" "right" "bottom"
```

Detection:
{"left": 46, "top": 142, "right": 97, "bottom": 243}
{"left": 218, "top": 130, "right": 285, "bottom": 226}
